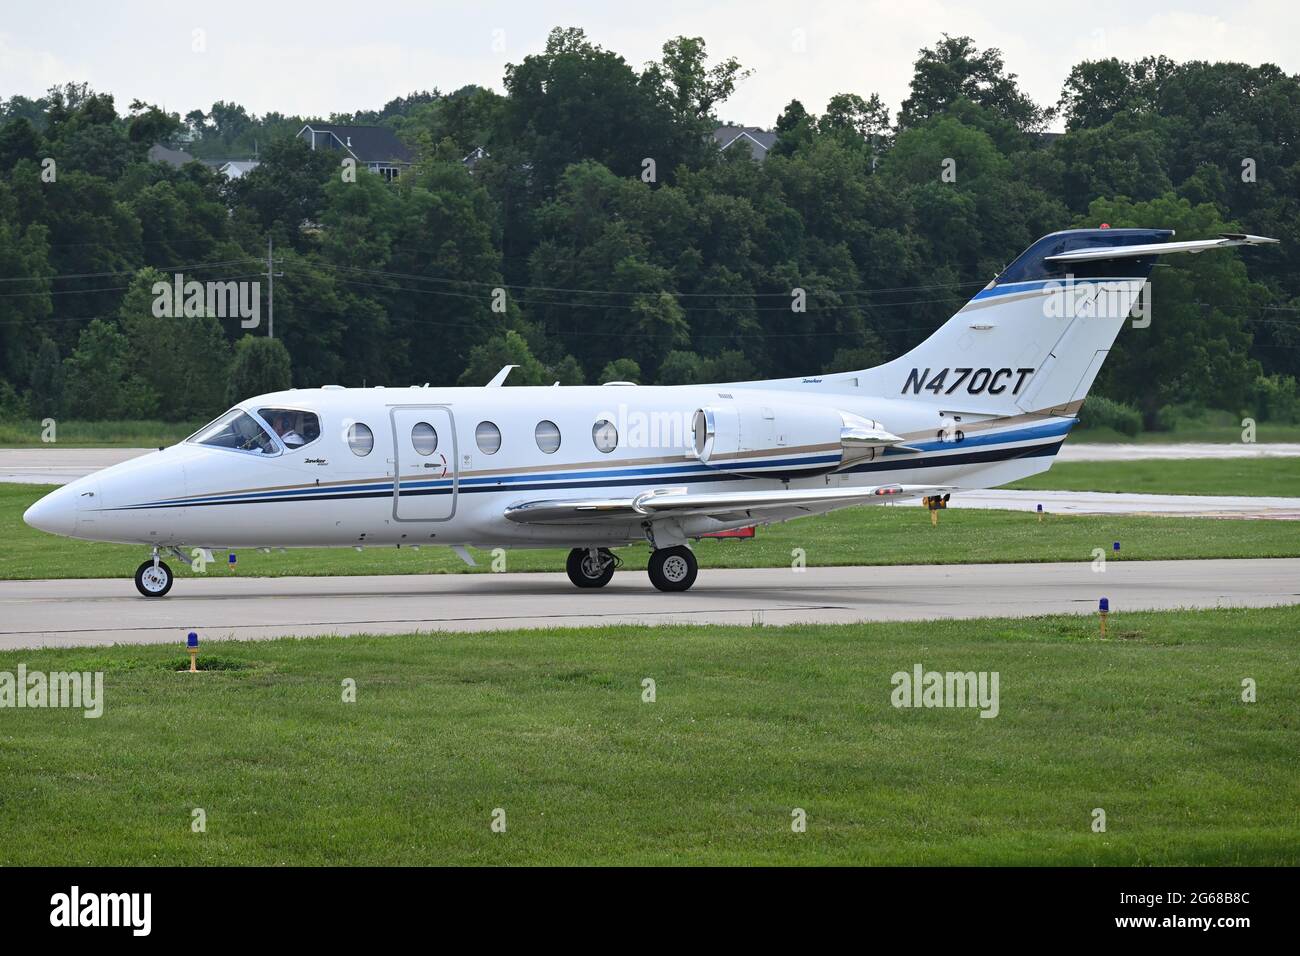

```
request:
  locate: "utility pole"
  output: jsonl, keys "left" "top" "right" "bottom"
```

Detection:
{"left": 266, "top": 236, "right": 283, "bottom": 339}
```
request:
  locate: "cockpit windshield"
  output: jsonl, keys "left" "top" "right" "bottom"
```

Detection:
{"left": 258, "top": 408, "right": 320, "bottom": 450}
{"left": 188, "top": 409, "right": 278, "bottom": 455}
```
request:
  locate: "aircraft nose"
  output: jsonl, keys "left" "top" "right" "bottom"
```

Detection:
{"left": 23, "top": 484, "right": 83, "bottom": 536}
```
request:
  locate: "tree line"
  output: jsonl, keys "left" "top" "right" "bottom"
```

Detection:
{"left": 1, "top": 29, "right": 1298, "bottom": 430}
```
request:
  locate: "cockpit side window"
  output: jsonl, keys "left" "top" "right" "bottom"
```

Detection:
{"left": 188, "top": 409, "right": 278, "bottom": 456}
{"left": 257, "top": 408, "right": 321, "bottom": 450}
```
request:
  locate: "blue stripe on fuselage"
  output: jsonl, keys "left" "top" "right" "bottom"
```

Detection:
{"left": 113, "top": 418, "right": 1075, "bottom": 510}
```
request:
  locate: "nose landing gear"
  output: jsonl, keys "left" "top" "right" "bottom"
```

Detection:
{"left": 134, "top": 551, "right": 174, "bottom": 598}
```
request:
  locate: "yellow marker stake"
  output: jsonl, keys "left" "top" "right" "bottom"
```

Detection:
{"left": 189, "top": 648, "right": 198, "bottom": 673}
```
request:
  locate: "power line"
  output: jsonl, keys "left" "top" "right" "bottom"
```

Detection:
{"left": 0, "top": 272, "right": 267, "bottom": 299}
{"left": 319, "top": 259, "right": 988, "bottom": 299}
{"left": 0, "top": 257, "right": 261, "bottom": 284}
{"left": 305, "top": 270, "right": 967, "bottom": 314}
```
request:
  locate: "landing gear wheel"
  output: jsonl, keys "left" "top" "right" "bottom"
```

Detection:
{"left": 648, "top": 546, "right": 697, "bottom": 592}
{"left": 135, "top": 559, "right": 174, "bottom": 598}
{"left": 566, "top": 548, "right": 615, "bottom": 589}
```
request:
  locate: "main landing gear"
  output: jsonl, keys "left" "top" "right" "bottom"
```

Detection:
{"left": 566, "top": 547, "right": 617, "bottom": 588}
{"left": 564, "top": 545, "right": 699, "bottom": 591}
{"left": 647, "top": 545, "right": 698, "bottom": 592}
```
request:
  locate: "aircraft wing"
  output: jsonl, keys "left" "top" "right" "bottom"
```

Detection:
{"left": 1044, "top": 233, "right": 1278, "bottom": 263}
{"left": 503, "top": 484, "right": 951, "bottom": 525}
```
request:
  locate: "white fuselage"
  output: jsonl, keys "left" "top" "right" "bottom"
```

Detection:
{"left": 25, "top": 380, "right": 1072, "bottom": 552}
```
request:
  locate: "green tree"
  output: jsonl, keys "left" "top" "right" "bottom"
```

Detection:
{"left": 0, "top": 118, "right": 42, "bottom": 171}
{"left": 457, "top": 330, "right": 548, "bottom": 386}
{"left": 501, "top": 28, "right": 681, "bottom": 196}
{"left": 818, "top": 93, "right": 891, "bottom": 143}
{"left": 598, "top": 358, "right": 642, "bottom": 383}
{"left": 118, "top": 269, "right": 232, "bottom": 421}
{"left": 656, "top": 350, "right": 705, "bottom": 384}
{"left": 0, "top": 186, "right": 52, "bottom": 384}
{"left": 27, "top": 339, "right": 65, "bottom": 419}
{"left": 898, "top": 35, "right": 1054, "bottom": 132}
{"left": 549, "top": 354, "right": 586, "bottom": 385}
{"left": 1085, "top": 194, "right": 1264, "bottom": 426}
{"left": 229, "top": 136, "right": 336, "bottom": 241}
{"left": 228, "top": 336, "right": 292, "bottom": 405}
{"left": 63, "top": 320, "right": 157, "bottom": 419}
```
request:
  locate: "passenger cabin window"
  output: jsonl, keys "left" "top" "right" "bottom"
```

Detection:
{"left": 535, "top": 420, "right": 561, "bottom": 454}
{"left": 411, "top": 422, "right": 438, "bottom": 455}
{"left": 592, "top": 420, "right": 618, "bottom": 453}
{"left": 475, "top": 421, "right": 502, "bottom": 455}
{"left": 258, "top": 407, "right": 320, "bottom": 450}
{"left": 348, "top": 422, "right": 374, "bottom": 457}
{"left": 189, "top": 409, "right": 277, "bottom": 456}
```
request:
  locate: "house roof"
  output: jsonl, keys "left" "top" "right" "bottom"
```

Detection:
{"left": 146, "top": 143, "right": 194, "bottom": 168}
{"left": 712, "top": 125, "right": 778, "bottom": 159}
{"left": 219, "top": 160, "right": 261, "bottom": 178}
{"left": 297, "top": 124, "right": 414, "bottom": 165}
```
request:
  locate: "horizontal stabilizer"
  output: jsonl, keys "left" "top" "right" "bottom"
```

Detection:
{"left": 1045, "top": 233, "right": 1278, "bottom": 263}
{"left": 504, "top": 484, "right": 952, "bottom": 525}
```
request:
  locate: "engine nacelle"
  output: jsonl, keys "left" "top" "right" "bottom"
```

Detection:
{"left": 691, "top": 403, "right": 903, "bottom": 475}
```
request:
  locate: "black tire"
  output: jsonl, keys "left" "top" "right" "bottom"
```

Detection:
{"left": 134, "top": 559, "right": 174, "bottom": 598}
{"left": 648, "top": 546, "right": 698, "bottom": 592}
{"left": 566, "top": 548, "right": 615, "bottom": 589}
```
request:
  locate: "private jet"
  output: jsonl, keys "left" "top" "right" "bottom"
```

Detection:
{"left": 23, "top": 228, "right": 1277, "bottom": 595}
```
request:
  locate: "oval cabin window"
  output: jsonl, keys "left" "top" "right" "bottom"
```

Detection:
{"left": 411, "top": 422, "right": 438, "bottom": 455}
{"left": 592, "top": 420, "right": 618, "bottom": 453}
{"left": 347, "top": 422, "right": 374, "bottom": 457}
{"left": 475, "top": 421, "right": 502, "bottom": 455}
{"left": 535, "top": 420, "right": 561, "bottom": 454}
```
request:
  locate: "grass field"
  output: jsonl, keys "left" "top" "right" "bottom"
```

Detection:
{"left": 5, "top": 481, "right": 1300, "bottom": 581}
{"left": 0, "top": 419, "right": 204, "bottom": 448}
{"left": 1070, "top": 423, "right": 1300, "bottom": 444}
{"left": 1, "top": 606, "right": 1296, "bottom": 865}
{"left": 1006, "top": 457, "right": 1300, "bottom": 497}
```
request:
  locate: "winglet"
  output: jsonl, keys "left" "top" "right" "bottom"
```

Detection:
{"left": 486, "top": 365, "right": 518, "bottom": 387}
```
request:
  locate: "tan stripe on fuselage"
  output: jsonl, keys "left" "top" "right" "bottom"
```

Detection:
{"left": 177, "top": 407, "right": 1074, "bottom": 502}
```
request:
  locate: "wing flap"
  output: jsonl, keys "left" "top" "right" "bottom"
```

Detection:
{"left": 503, "top": 484, "right": 951, "bottom": 525}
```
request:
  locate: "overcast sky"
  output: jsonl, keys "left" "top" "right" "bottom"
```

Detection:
{"left": 3, "top": 1, "right": 1296, "bottom": 129}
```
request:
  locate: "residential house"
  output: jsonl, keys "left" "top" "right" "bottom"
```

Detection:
{"left": 711, "top": 125, "right": 778, "bottom": 161}
{"left": 146, "top": 143, "right": 194, "bottom": 168}
{"left": 462, "top": 145, "right": 489, "bottom": 171}
{"left": 218, "top": 159, "right": 261, "bottom": 179}
{"left": 297, "top": 123, "right": 414, "bottom": 180}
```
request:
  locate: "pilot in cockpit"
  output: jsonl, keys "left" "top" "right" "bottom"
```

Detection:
{"left": 273, "top": 414, "right": 306, "bottom": 449}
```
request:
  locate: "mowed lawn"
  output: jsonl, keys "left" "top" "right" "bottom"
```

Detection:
{"left": 0, "top": 420, "right": 203, "bottom": 448}
{"left": 1007, "top": 457, "right": 1300, "bottom": 497}
{"left": 5, "top": 481, "right": 1300, "bottom": 581}
{"left": 0, "top": 606, "right": 1296, "bottom": 865}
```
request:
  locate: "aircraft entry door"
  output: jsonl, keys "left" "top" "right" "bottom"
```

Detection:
{"left": 390, "top": 406, "right": 457, "bottom": 521}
